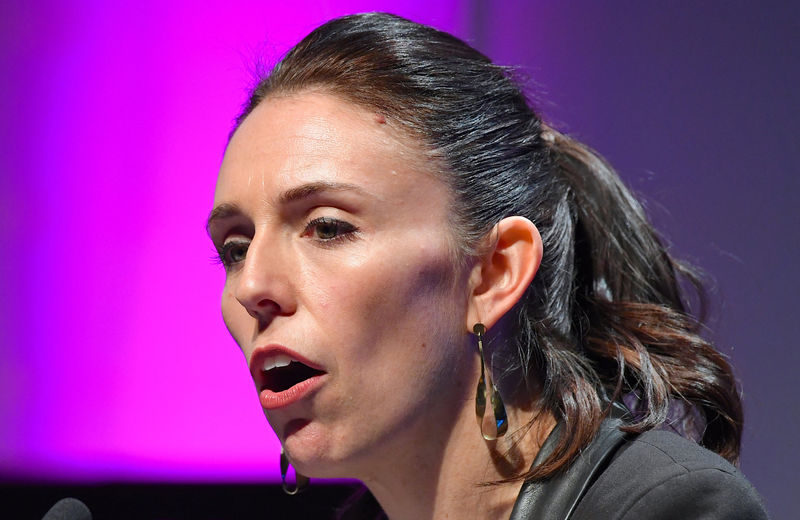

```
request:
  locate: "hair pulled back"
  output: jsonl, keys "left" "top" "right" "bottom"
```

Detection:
{"left": 236, "top": 12, "right": 743, "bottom": 480}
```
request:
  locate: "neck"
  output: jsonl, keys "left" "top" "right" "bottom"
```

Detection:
{"left": 358, "top": 391, "right": 555, "bottom": 520}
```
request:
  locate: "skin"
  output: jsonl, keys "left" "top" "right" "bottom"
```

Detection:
{"left": 209, "top": 91, "right": 549, "bottom": 520}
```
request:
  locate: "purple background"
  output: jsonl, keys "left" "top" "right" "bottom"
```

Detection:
{"left": 1, "top": 1, "right": 797, "bottom": 517}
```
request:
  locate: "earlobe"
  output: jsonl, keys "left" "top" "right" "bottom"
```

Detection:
{"left": 466, "top": 216, "right": 542, "bottom": 331}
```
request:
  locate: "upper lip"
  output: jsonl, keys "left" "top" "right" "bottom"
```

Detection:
{"left": 249, "top": 344, "right": 326, "bottom": 391}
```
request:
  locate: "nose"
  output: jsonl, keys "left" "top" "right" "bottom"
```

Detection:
{"left": 233, "top": 233, "right": 295, "bottom": 329}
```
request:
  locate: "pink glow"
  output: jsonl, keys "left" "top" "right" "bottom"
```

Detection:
{"left": 1, "top": 1, "right": 465, "bottom": 482}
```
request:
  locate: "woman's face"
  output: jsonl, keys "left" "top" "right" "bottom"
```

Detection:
{"left": 209, "top": 92, "right": 479, "bottom": 478}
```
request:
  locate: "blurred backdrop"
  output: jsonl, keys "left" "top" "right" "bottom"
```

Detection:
{"left": 1, "top": 0, "right": 797, "bottom": 517}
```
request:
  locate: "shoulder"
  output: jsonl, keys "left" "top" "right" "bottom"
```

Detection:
{"left": 571, "top": 429, "right": 769, "bottom": 520}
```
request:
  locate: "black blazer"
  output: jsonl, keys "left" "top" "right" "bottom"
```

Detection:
{"left": 510, "top": 407, "right": 769, "bottom": 519}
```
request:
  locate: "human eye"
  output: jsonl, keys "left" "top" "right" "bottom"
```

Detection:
{"left": 215, "top": 237, "right": 250, "bottom": 270}
{"left": 302, "top": 217, "right": 358, "bottom": 243}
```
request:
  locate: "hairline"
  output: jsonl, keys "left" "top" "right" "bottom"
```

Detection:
{"left": 234, "top": 84, "right": 482, "bottom": 268}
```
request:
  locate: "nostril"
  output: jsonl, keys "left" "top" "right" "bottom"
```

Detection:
{"left": 243, "top": 298, "right": 282, "bottom": 322}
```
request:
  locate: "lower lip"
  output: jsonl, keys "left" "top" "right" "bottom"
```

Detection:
{"left": 259, "top": 374, "right": 326, "bottom": 410}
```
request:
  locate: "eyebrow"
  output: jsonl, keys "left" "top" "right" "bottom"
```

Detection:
{"left": 206, "top": 181, "right": 369, "bottom": 236}
{"left": 277, "top": 181, "right": 368, "bottom": 204}
{"left": 205, "top": 202, "right": 244, "bottom": 236}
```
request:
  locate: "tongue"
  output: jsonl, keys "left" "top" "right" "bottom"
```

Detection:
{"left": 265, "top": 361, "right": 322, "bottom": 392}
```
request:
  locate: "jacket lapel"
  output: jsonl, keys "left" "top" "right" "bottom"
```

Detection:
{"left": 509, "top": 403, "right": 630, "bottom": 520}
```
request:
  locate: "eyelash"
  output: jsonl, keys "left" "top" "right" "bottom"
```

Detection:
{"left": 301, "top": 217, "right": 359, "bottom": 244}
{"left": 213, "top": 217, "right": 358, "bottom": 270}
{"left": 213, "top": 239, "right": 249, "bottom": 271}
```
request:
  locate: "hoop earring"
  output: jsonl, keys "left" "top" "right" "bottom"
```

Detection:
{"left": 473, "top": 323, "right": 508, "bottom": 440}
{"left": 280, "top": 447, "right": 309, "bottom": 495}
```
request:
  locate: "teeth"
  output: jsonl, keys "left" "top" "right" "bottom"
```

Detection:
{"left": 262, "top": 354, "right": 293, "bottom": 372}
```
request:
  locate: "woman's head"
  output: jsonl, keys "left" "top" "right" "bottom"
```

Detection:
{"left": 211, "top": 12, "right": 743, "bottom": 481}
{"left": 211, "top": 90, "right": 489, "bottom": 477}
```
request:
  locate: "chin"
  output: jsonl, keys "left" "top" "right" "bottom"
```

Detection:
{"left": 282, "top": 426, "right": 375, "bottom": 481}
{"left": 280, "top": 424, "right": 344, "bottom": 477}
{"left": 286, "top": 447, "right": 358, "bottom": 481}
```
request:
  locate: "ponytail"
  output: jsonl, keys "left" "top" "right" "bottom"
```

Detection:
{"left": 518, "top": 126, "right": 743, "bottom": 481}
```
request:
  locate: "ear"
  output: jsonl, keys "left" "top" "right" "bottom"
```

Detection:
{"left": 466, "top": 216, "right": 543, "bottom": 331}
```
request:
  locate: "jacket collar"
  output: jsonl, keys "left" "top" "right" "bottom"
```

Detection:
{"left": 509, "top": 403, "right": 630, "bottom": 520}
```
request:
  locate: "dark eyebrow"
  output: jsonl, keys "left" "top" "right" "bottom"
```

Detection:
{"left": 206, "top": 182, "right": 369, "bottom": 236}
{"left": 277, "top": 181, "right": 368, "bottom": 204}
{"left": 205, "top": 202, "right": 243, "bottom": 236}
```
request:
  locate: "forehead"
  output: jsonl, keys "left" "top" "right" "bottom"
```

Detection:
{"left": 215, "top": 92, "right": 442, "bottom": 207}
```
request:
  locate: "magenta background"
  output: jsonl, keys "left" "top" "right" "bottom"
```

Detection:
{"left": 1, "top": 1, "right": 797, "bottom": 516}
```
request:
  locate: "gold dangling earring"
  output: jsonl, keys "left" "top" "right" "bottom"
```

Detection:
{"left": 473, "top": 323, "right": 508, "bottom": 440}
{"left": 280, "top": 447, "right": 309, "bottom": 495}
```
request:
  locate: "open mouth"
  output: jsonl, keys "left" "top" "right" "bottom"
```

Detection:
{"left": 261, "top": 359, "right": 325, "bottom": 393}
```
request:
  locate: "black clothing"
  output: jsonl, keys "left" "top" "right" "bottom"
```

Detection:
{"left": 511, "top": 407, "right": 768, "bottom": 519}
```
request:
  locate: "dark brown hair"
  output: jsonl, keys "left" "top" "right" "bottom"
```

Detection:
{"left": 235, "top": 12, "right": 743, "bottom": 481}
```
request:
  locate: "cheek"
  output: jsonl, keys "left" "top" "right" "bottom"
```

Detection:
{"left": 331, "top": 243, "right": 464, "bottom": 361}
{"left": 328, "top": 245, "right": 473, "bottom": 431}
{"left": 390, "top": 245, "right": 462, "bottom": 322}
